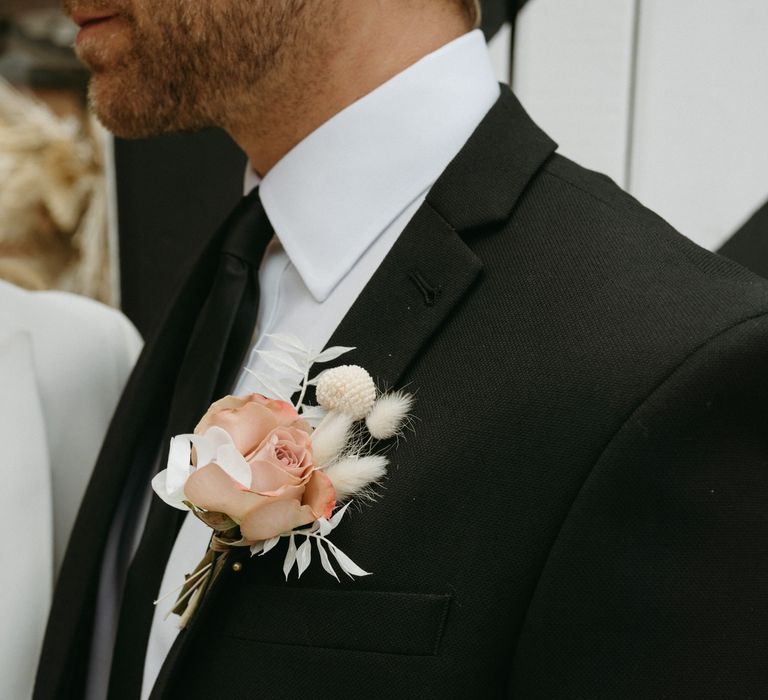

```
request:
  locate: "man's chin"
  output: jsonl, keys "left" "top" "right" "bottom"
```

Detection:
{"left": 92, "top": 114, "right": 158, "bottom": 140}
{"left": 89, "top": 83, "right": 158, "bottom": 139}
{"left": 89, "top": 80, "right": 210, "bottom": 140}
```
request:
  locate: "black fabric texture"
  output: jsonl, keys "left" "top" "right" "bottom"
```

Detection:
{"left": 37, "top": 88, "right": 768, "bottom": 699}
{"left": 481, "top": 0, "right": 529, "bottom": 40}
{"left": 207, "top": 586, "right": 452, "bottom": 656}
{"left": 116, "top": 129, "right": 246, "bottom": 339}
{"left": 718, "top": 197, "right": 768, "bottom": 279}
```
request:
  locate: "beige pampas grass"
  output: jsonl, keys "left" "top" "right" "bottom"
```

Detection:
{"left": 324, "top": 454, "right": 388, "bottom": 502}
{"left": 0, "top": 78, "right": 114, "bottom": 303}
{"left": 312, "top": 411, "right": 355, "bottom": 467}
{"left": 365, "top": 391, "right": 414, "bottom": 440}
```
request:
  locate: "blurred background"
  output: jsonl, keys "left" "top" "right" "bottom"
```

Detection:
{"left": 1, "top": 0, "right": 767, "bottom": 337}
{"left": 0, "top": 2, "right": 114, "bottom": 302}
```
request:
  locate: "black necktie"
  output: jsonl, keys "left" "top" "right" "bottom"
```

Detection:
{"left": 107, "top": 188, "right": 273, "bottom": 697}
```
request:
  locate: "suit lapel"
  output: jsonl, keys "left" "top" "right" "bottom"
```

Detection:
{"left": 320, "top": 201, "right": 482, "bottom": 390}
{"left": 151, "top": 87, "right": 557, "bottom": 698}
{"left": 317, "top": 86, "right": 557, "bottom": 391}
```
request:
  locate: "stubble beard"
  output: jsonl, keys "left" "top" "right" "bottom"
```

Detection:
{"left": 68, "top": 0, "right": 310, "bottom": 139}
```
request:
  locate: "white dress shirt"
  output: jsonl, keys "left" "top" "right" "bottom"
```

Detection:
{"left": 130, "top": 29, "right": 498, "bottom": 699}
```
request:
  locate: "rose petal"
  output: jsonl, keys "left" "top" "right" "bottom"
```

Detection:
{"left": 247, "top": 457, "right": 310, "bottom": 492}
{"left": 252, "top": 483, "right": 306, "bottom": 500}
{"left": 194, "top": 395, "right": 250, "bottom": 433}
{"left": 184, "top": 463, "right": 265, "bottom": 520}
{"left": 164, "top": 433, "right": 195, "bottom": 496}
{"left": 250, "top": 394, "right": 300, "bottom": 426}
{"left": 151, "top": 468, "right": 188, "bottom": 510}
{"left": 218, "top": 404, "right": 279, "bottom": 454}
{"left": 196, "top": 398, "right": 279, "bottom": 455}
{"left": 191, "top": 426, "right": 235, "bottom": 468}
{"left": 239, "top": 499, "right": 316, "bottom": 542}
{"left": 303, "top": 469, "right": 336, "bottom": 520}
{"left": 214, "top": 442, "right": 254, "bottom": 489}
{"left": 245, "top": 426, "right": 314, "bottom": 490}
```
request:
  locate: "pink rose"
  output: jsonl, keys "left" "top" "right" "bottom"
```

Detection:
{"left": 247, "top": 426, "right": 313, "bottom": 490}
{"left": 194, "top": 393, "right": 300, "bottom": 456}
{"left": 248, "top": 394, "right": 302, "bottom": 426}
{"left": 185, "top": 409, "right": 336, "bottom": 543}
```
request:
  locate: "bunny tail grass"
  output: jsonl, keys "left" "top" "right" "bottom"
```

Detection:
{"left": 324, "top": 454, "right": 388, "bottom": 501}
{"left": 365, "top": 391, "right": 414, "bottom": 440}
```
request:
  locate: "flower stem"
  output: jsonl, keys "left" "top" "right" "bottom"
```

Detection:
{"left": 153, "top": 562, "right": 212, "bottom": 606}
{"left": 164, "top": 573, "right": 208, "bottom": 621}
{"left": 294, "top": 361, "right": 311, "bottom": 411}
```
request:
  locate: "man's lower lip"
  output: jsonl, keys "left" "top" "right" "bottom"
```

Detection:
{"left": 76, "top": 16, "right": 119, "bottom": 44}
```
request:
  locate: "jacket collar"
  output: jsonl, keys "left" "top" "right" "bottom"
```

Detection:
{"left": 320, "top": 86, "right": 558, "bottom": 392}
{"left": 253, "top": 29, "right": 499, "bottom": 302}
{"left": 427, "top": 85, "right": 558, "bottom": 231}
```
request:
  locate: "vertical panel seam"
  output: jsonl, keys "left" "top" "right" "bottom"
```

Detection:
{"left": 624, "top": 0, "right": 643, "bottom": 191}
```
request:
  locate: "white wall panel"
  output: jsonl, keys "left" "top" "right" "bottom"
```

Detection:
{"left": 629, "top": 1, "right": 768, "bottom": 250}
{"left": 488, "top": 22, "right": 512, "bottom": 83}
{"left": 512, "top": 0, "right": 636, "bottom": 187}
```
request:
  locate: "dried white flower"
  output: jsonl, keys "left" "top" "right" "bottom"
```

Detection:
{"left": 311, "top": 411, "right": 354, "bottom": 467}
{"left": 324, "top": 454, "right": 388, "bottom": 502}
{"left": 365, "top": 391, "right": 414, "bottom": 440}
{"left": 315, "top": 365, "right": 377, "bottom": 419}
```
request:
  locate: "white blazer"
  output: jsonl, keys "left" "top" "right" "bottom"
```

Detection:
{"left": 0, "top": 280, "right": 142, "bottom": 699}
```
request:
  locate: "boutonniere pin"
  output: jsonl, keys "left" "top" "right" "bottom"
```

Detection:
{"left": 152, "top": 335, "right": 413, "bottom": 627}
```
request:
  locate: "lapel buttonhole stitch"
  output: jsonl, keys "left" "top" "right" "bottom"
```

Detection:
{"left": 408, "top": 269, "right": 442, "bottom": 307}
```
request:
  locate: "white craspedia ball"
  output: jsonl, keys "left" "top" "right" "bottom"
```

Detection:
{"left": 315, "top": 365, "right": 376, "bottom": 419}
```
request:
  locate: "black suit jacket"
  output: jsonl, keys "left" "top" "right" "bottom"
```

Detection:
{"left": 719, "top": 198, "right": 768, "bottom": 279}
{"left": 37, "top": 87, "right": 768, "bottom": 699}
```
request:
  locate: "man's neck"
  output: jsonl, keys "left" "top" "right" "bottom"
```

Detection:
{"left": 226, "top": 4, "right": 471, "bottom": 176}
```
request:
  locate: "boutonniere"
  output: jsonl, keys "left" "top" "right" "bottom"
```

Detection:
{"left": 152, "top": 335, "right": 413, "bottom": 627}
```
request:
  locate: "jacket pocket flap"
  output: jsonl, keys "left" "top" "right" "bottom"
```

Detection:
{"left": 213, "top": 585, "right": 451, "bottom": 656}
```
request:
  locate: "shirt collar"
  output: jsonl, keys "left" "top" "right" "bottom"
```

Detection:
{"left": 246, "top": 29, "right": 500, "bottom": 302}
